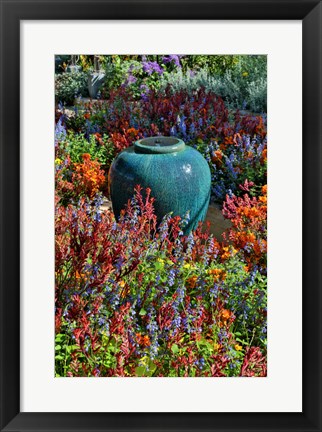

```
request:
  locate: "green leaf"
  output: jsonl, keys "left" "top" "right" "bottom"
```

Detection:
{"left": 236, "top": 338, "right": 248, "bottom": 345}
{"left": 154, "top": 262, "right": 164, "bottom": 271}
{"left": 55, "top": 345, "right": 62, "bottom": 351}
{"left": 139, "top": 308, "right": 147, "bottom": 316}
{"left": 55, "top": 355, "right": 64, "bottom": 360}
{"left": 135, "top": 366, "right": 146, "bottom": 377}
{"left": 171, "top": 344, "right": 179, "bottom": 354}
{"left": 66, "top": 345, "right": 79, "bottom": 353}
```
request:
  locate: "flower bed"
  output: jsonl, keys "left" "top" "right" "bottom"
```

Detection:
{"left": 55, "top": 55, "right": 267, "bottom": 377}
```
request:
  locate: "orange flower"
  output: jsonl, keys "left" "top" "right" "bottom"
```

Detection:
{"left": 186, "top": 275, "right": 198, "bottom": 289}
{"left": 261, "top": 148, "right": 267, "bottom": 163}
{"left": 218, "top": 309, "right": 234, "bottom": 327}
{"left": 136, "top": 333, "right": 151, "bottom": 347}
{"left": 208, "top": 268, "right": 226, "bottom": 282}
{"left": 221, "top": 309, "right": 232, "bottom": 320}
{"left": 119, "top": 280, "right": 130, "bottom": 298}
{"left": 73, "top": 154, "right": 105, "bottom": 198}
{"left": 221, "top": 246, "right": 230, "bottom": 261}
{"left": 211, "top": 150, "right": 223, "bottom": 164}
{"left": 224, "top": 135, "right": 234, "bottom": 145}
{"left": 126, "top": 127, "right": 139, "bottom": 136}
{"left": 75, "top": 270, "right": 85, "bottom": 279}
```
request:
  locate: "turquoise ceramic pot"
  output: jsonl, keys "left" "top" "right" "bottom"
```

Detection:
{"left": 109, "top": 136, "right": 211, "bottom": 234}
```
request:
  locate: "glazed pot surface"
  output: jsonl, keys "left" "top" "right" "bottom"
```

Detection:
{"left": 109, "top": 137, "right": 211, "bottom": 234}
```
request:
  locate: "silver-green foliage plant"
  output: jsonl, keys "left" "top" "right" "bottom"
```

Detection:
{"left": 55, "top": 72, "right": 89, "bottom": 105}
{"left": 159, "top": 55, "right": 267, "bottom": 113}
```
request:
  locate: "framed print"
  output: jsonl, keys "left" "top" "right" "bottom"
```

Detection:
{"left": 0, "top": 0, "right": 321, "bottom": 431}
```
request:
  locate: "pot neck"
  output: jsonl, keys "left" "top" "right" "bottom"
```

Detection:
{"left": 134, "top": 136, "right": 185, "bottom": 154}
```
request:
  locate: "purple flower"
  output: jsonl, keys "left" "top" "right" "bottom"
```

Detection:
{"left": 142, "top": 61, "right": 163, "bottom": 75}
{"left": 139, "top": 83, "right": 150, "bottom": 101}
{"left": 55, "top": 117, "right": 66, "bottom": 146}
{"left": 162, "top": 55, "right": 181, "bottom": 68}
{"left": 127, "top": 74, "right": 137, "bottom": 84}
{"left": 128, "top": 63, "right": 137, "bottom": 72}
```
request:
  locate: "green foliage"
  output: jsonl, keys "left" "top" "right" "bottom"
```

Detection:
{"left": 98, "top": 54, "right": 267, "bottom": 112}
{"left": 100, "top": 56, "right": 131, "bottom": 97}
{"left": 62, "top": 131, "right": 115, "bottom": 167}
{"left": 55, "top": 333, "right": 80, "bottom": 377}
{"left": 100, "top": 56, "right": 165, "bottom": 99}
{"left": 55, "top": 72, "right": 89, "bottom": 105}
{"left": 159, "top": 55, "right": 267, "bottom": 113}
{"left": 223, "top": 256, "right": 267, "bottom": 349}
{"left": 180, "top": 55, "right": 239, "bottom": 75}
{"left": 214, "top": 55, "right": 267, "bottom": 112}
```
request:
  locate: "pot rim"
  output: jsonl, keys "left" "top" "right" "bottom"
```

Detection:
{"left": 134, "top": 136, "right": 185, "bottom": 154}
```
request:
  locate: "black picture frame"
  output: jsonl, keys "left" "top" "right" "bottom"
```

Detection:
{"left": 0, "top": 1, "right": 321, "bottom": 431}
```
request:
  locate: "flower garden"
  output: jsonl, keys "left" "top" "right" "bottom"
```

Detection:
{"left": 55, "top": 55, "right": 267, "bottom": 377}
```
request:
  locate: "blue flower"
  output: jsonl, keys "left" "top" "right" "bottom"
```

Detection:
{"left": 168, "top": 268, "right": 176, "bottom": 287}
{"left": 55, "top": 118, "right": 66, "bottom": 146}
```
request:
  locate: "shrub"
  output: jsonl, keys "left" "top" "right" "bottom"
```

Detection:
{"left": 203, "top": 131, "right": 267, "bottom": 202}
{"left": 55, "top": 153, "right": 106, "bottom": 204}
{"left": 180, "top": 55, "right": 239, "bottom": 75}
{"left": 55, "top": 72, "right": 89, "bottom": 105}
{"left": 222, "top": 181, "right": 267, "bottom": 272}
{"left": 60, "top": 131, "right": 115, "bottom": 167}
{"left": 73, "top": 153, "right": 106, "bottom": 198}
{"left": 159, "top": 55, "right": 267, "bottom": 113}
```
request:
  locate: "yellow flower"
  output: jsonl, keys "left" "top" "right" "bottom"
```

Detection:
{"left": 183, "top": 263, "right": 193, "bottom": 269}
{"left": 157, "top": 258, "right": 165, "bottom": 264}
{"left": 55, "top": 158, "right": 62, "bottom": 165}
{"left": 235, "top": 344, "right": 243, "bottom": 351}
{"left": 119, "top": 280, "right": 129, "bottom": 298}
{"left": 242, "top": 71, "right": 249, "bottom": 77}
